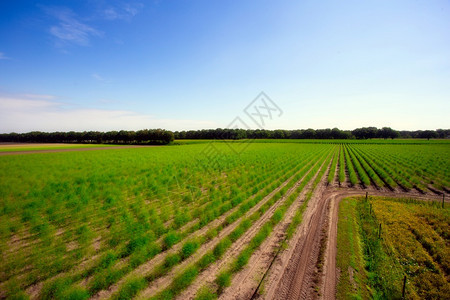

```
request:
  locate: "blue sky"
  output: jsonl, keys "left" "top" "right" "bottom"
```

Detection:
{"left": 0, "top": 0, "right": 449, "bottom": 133}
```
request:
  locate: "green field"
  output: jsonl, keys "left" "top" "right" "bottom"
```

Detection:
{"left": 337, "top": 196, "right": 449, "bottom": 299}
{"left": 0, "top": 141, "right": 449, "bottom": 299}
{"left": 0, "top": 144, "right": 120, "bottom": 152}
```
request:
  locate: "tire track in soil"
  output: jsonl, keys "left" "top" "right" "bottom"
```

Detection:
{"left": 218, "top": 153, "right": 332, "bottom": 300}
{"left": 94, "top": 163, "right": 310, "bottom": 299}
{"left": 259, "top": 172, "right": 335, "bottom": 300}
{"left": 170, "top": 156, "right": 328, "bottom": 300}
{"left": 270, "top": 183, "right": 330, "bottom": 300}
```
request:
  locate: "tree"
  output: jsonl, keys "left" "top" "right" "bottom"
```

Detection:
{"left": 379, "top": 127, "right": 399, "bottom": 139}
{"left": 418, "top": 130, "right": 438, "bottom": 140}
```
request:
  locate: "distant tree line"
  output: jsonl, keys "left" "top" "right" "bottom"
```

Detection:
{"left": 174, "top": 127, "right": 449, "bottom": 140}
{"left": 0, "top": 129, "right": 174, "bottom": 144}
{"left": 398, "top": 129, "right": 450, "bottom": 140}
{"left": 174, "top": 128, "right": 352, "bottom": 139}
{"left": 1, "top": 127, "right": 448, "bottom": 143}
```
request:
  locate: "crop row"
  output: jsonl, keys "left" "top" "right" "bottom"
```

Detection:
{"left": 33, "top": 147, "right": 318, "bottom": 298}
{"left": 331, "top": 144, "right": 449, "bottom": 194}
{"left": 0, "top": 144, "right": 324, "bottom": 297}
{"left": 203, "top": 146, "right": 337, "bottom": 299}
{"left": 146, "top": 147, "right": 334, "bottom": 299}
{"left": 79, "top": 146, "right": 330, "bottom": 299}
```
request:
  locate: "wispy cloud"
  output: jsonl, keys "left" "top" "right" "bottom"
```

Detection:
{"left": 0, "top": 52, "right": 10, "bottom": 60}
{"left": 21, "top": 94, "right": 56, "bottom": 100}
{"left": 91, "top": 73, "right": 109, "bottom": 83}
{"left": 103, "top": 2, "right": 144, "bottom": 21}
{"left": 45, "top": 7, "right": 102, "bottom": 46}
{"left": 0, "top": 94, "right": 216, "bottom": 133}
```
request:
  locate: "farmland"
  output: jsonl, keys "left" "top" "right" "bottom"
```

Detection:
{"left": 0, "top": 144, "right": 120, "bottom": 153}
{"left": 337, "top": 196, "right": 449, "bottom": 299}
{"left": 0, "top": 140, "right": 449, "bottom": 299}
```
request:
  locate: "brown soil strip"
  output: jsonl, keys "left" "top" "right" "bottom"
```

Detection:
{"left": 269, "top": 183, "right": 330, "bottom": 299}
{"left": 310, "top": 216, "right": 329, "bottom": 299}
{"left": 259, "top": 178, "right": 335, "bottom": 300}
{"left": 427, "top": 184, "right": 444, "bottom": 196}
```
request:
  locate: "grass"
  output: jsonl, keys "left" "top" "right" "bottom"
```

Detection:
{"left": 0, "top": 143, "right": 119, "bottom": 152}
{"left": 336, "top": 197, "right": 369, "bottom": 299}
{"left": 337, "top": 196, "right": 450, "bottom": 299}
{"left": 114, "top": 277, "right": 147, "bottom": 300}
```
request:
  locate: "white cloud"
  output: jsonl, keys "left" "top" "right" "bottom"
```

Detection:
{"left": 0, "top": 52, "right": 10, "bottom": 60}
{"left": 0, "top": 94, "right": 216, "bottom": 133}
{"left": 103, "top": 3, "right": 144, "bottom": 21}
{"left": 45, "top": 7, "right": 102, "bottom": 46}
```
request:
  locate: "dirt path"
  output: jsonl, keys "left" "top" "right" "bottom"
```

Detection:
{"left": 269, "top": 184, "right": 329, "bottom": 299}
{"left": 258, "top": 183, "right": 447, "bottom": 300}
{"left": 0, "top": 145, "right": 155, "bottom": 156}
{"left": 218, "top": 156, "right": 331, "bottom": 300}
{"left": 321, "top": 189, "right": 367, "bottom": 300}
{"left": 320, "top": 187, "right": 448, "bottom": 300}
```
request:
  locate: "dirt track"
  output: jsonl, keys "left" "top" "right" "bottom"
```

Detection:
{"left": 254, "top": 183, "right": 447, "bottom": 300}
{"left": 320, "top": 187, "right": 447, "bottom": 300}
{"left": 261, "top": 174, "right": 330, "bottom": 300}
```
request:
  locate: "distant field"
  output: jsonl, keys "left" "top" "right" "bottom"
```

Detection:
{"left": 0, "top": 143, "right": 119, "bottom": 152}
{"left": 337, "top": 196, "right": 449, "bottom": 299}
{"left": 173, "top": 138, "right": 450, "bottom": 145}
{"left": 1, "top": 138, "right": 449, "bottom": 151}
{"left": 0, "top": 141, "right": 448, "bottom": 299}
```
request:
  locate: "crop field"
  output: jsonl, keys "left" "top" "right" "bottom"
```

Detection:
{"left": 337, "top": 196, "right": 449, "bottom": 299}
{"left": 0, "top": 141, "right": 449, "bottom": 299}
{"left": 0, "top": 144, "right": 120, "bottom": 153}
